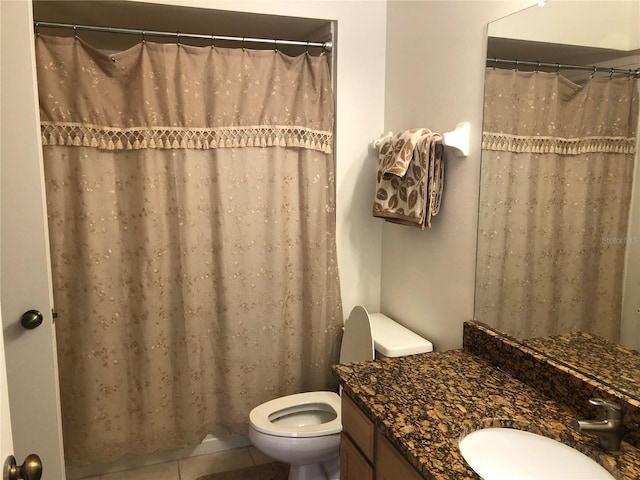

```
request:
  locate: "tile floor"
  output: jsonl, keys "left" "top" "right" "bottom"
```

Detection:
{"left": 79, "top": 446, "right": 275, "bottom": 480}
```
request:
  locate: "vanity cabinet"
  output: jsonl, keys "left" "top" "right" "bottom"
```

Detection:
{"left": 341, "top": 392, "right": 374, "bottom": 479}
{"left": 340, "top": 432, "right": 374, "bottom": 480}
{"left": 341, "top": 393, "right": 424, "bottom": 480}
{"left": 375, "top": 429, "right": 423, "bottom": 480}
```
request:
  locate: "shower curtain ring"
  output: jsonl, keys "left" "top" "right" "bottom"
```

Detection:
{"left": 141, "top": 31, "right": 146, "bottom": 44}
{"left": 274, "top": 39, "right": 279, "bottom": 52}
{"left": 73, "top": 24, "right": 78, "bottom": 40}
{"left": 590, "top": 66, "right": 597, "bottom": 79}
{"left": 305, "top": 41, "right": 310, "bottom": 55}
{"left": 514, "top": 59, "right": 519, "bottom": 71}
{"left": 535, "top": 61, "right": 541, "bottom": 73}
{"left": 609, "top": 68, "right": 615, "bottom": 79}
{"left": 176, "top": 32, "right": 181, "bottom": 47}
{"left": 35, "top": 22, "right": 40, "bottom": 36}
{"left": 211, "top": 34, "right": 215, "bottom": 48}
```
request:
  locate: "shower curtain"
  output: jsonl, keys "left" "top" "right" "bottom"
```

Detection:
{"left": 35, "top": 35, "right": 342, "bottom": 466}
{"left": 476, "top": 68, "right": 638, "bottom": 341}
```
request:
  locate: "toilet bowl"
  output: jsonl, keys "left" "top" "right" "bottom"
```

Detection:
{"left": 248, "top": 306, "right": 433, "bottom": 480}
{"left": 249, "top": 391, "right": 341, "bottom": 480}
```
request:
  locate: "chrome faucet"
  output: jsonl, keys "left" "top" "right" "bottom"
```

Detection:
{"left": 572, "top": 398, "right": 624, "bottom": 452}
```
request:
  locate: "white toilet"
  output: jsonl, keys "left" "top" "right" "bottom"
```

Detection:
{"left": 249, "top": 306, "right": 433, "bottom": 480}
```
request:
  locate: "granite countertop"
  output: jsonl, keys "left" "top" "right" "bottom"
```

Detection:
{"left": 334, "top": 349, "right": 640, "bottom": 480}
{"left": 524, "top": 332, "right": 640, "bottom": 402}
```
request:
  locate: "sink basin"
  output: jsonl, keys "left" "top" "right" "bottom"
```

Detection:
{"left": 459, "top": 428, "right": 614, "bottom": 480}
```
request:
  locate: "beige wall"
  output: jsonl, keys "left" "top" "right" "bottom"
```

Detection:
{"left": 490, "top": 0, "right": 639, "bottom": 51}
{"left": 381, "top": 0, "right": 533, "bottom": 351}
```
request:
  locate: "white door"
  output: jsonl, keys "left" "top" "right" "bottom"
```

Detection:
{"left": 1, "top": 308, "right": 15, "bottom": 472}
{"left": 1, "top": 1, "right": 66, "bottom": 478}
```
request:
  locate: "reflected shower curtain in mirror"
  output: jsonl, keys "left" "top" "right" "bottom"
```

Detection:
{"left": 476, "top": 68, "right": 638, "bottom": 341}
{"left": 35, "top": 35, "right": 342, "bottom": 466}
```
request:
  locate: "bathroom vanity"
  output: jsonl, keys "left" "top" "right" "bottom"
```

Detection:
{"left": 341, "top": 393, "right": 422, "bottom": 480}
{"left": 334, "top": 321, "right": 640, "bottom": 479}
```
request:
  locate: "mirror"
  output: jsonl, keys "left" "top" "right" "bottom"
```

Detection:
{"left": 475, "top": 1, "right": 640, "bottom": 398}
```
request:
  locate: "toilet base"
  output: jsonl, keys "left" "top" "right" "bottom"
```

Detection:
{"left": 288, "top": 455, "right": 339, "bottom": 480}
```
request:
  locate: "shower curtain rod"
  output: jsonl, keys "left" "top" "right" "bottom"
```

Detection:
{"left": 487, "top": 57, "right": 640, "bottom": 78}
{"left": 34, "top": 21, "right": 333, "bottom": 51}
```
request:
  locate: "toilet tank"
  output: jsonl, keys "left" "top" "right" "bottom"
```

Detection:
{"left": 339, "top": 306, "right": 433, "bottom": 364}
{"left": 369, "top": 312, "right": 433, "bottom": 357}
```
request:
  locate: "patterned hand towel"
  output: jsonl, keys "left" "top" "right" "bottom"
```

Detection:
{"left": 372, "top": 129, "right": 444, "bottom": 229}
{"left": 379, "top": 128, "right": 431, "bottom": 177}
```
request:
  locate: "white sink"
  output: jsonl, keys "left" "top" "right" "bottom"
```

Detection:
{"left": 459, "top": 428, "right": 614, "bottom": 480}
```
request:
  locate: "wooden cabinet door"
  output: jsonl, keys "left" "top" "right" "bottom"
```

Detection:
{"left": 342, "top": 393, "right": 375, "bottom": 461}
{"left": 340, "top": 432, "right": 374, "bottom": 480}
{"left": 375, "top": 429, "right": 423, "bottom": 480}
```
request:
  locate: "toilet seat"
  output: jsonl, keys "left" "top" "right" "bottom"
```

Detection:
{"left": 249, "top": 391, "right": 341, "bottom": 438}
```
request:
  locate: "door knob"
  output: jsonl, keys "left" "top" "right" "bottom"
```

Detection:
{"left": 20, "top": 310, "right": 43, "bottom": 330}
{"left": 3, "top": 454, "right": 42, "bottom": 480}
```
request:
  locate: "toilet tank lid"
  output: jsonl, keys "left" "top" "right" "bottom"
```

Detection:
{"left": 369, "top": 313, "right": 434, "bottom": 357}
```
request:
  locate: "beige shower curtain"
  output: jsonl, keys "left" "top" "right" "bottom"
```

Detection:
{"left": 35, "top": 35, "right": 342, "bottom": 466}
{"left": 476, "top": 68, "right": 638, "bottom": 341}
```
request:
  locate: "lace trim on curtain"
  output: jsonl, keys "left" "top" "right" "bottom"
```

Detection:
{"left": 40, "top": 122, "right": 333, "bottom": 154}
{"left": 482, "top": 132, "right": 637, "bottom": 155}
